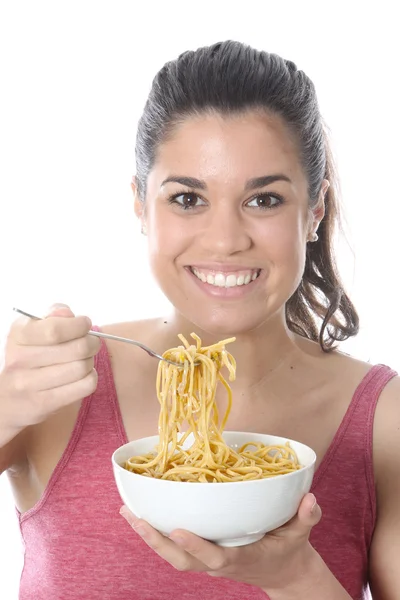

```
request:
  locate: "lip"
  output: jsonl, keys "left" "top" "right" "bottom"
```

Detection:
{"left": 185, "top": 266, "right": 263, "bottom": 299}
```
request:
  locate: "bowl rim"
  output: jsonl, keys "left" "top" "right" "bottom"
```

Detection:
{"left": 111, "top": 431, "right": 316, "bottom": 487}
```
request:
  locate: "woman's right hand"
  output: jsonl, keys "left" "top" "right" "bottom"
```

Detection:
{"left": 0, "top": 304, "right": 101, "bottom": 434}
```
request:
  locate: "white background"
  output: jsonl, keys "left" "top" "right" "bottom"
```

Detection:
{"left": 0, "top": 1, "right": 399, "bottom": 597}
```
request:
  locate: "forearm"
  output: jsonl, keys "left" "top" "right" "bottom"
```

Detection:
{"left": 0, "top": 416, "right": 22, "bottom": 448}
{"left": 0, "top": 406, "right": 25, "bottom": 473}
{"left": 264, "top": 547, "right": 352, "bottom": 600}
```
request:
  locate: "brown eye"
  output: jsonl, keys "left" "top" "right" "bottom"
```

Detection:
{"left": 246, "top": 194, "right": 283, "bottom": 210}
{"left": 170, "top": 193, "right": 207, "bottom": 210}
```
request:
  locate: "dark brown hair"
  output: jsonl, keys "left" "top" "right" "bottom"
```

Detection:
{"left": 135, "top": 40, "right": 359, "bottom": 351}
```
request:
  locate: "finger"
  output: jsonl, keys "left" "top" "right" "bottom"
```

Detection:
{"left": 5, "top": 334, "right": 101, "bottom": 370}
{"left": 119, "top": 507, "right": 206, "bottom": 572}
{"left": 35, "top": 368, "right": 98, "bottom": 412}
{"left": 13, "top": 314, "right": 92, "bottom": 346}
{"left": 169, "top": 530, "right": 228, "bottom": 572}
{"left": 39, "top": 357, "right": 95, "bottom": 390}
{"left": 44, "top": 303, "right": 75, "bottom": 318}
{"left": 7, "top": 357, "right": 95, "bottom": 393}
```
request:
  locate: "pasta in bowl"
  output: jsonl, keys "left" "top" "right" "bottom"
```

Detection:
{"left": 112, "top": 334, "right": 316, "bottom": 546}
{"left": 113, "top": 431, "right": 315, "bottom": 547}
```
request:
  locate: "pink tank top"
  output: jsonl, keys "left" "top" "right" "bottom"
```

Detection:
{"left": 17, "top": 336, "right": 397, "bottom": 600}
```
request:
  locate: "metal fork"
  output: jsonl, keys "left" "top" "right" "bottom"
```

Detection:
{"left": 13, "top": 308, "right": 195, "bottom": 368}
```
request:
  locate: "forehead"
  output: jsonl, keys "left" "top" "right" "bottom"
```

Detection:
{"left": 148, "top": 110, "right": 306, "bottom": 189}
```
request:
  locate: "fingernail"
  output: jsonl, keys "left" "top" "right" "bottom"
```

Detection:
{"left": 119, "top": 508, "right": 147, "bottom": 536}
{"left": 45, "top": 303, "right": 71, "bottom": 317}
{"left": 119, "top": 507, "right": 131, "bottom": 523}
{"left": 131, "top": 520, "right": 147, "bottom": 537}
{"left": 169, "top": 533, "right": 185, "bottom": 546}
{"left": 310, "top": 494, "right": 317, "bottom": 514}
{"left": 48, "top": 303, "right": 70, "bottom": 311}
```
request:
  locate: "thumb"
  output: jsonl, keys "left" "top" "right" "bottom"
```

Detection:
{"left": 296, "top": 493, "right": 322, "bottom": 531}
{"left": 272, "top": 493, "right": 321, "bottom": 541}
{"left": 44, "top": 303, "right": 75, "bottom": 318}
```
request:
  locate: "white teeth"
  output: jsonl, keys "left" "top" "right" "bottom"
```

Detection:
{"left": 192, "top": 268, "right": 260, "bottom": 288}
{"left": 214, "top": 273, "right": 226, "bottom": 287}
{"left": 226, "top": 274, "right": 237, "bottom": 287}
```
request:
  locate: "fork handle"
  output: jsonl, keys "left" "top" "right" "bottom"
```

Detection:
{"left": 87, "top": 330, "right": 163, "bottom": 360}
{"left": 12, "top": 308, "right": 182, "bottom": 367}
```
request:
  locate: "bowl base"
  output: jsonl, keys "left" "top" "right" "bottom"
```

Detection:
{"left": 216, "top": 533, "right": 264, "bottom": 547}
{"left": 159, "top": 531, "right": 264, "bottom": 548}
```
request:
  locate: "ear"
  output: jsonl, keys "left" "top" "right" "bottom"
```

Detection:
{"left": 132, "top": 177, "right": 142, "bottom": 218}
{"left": 309, "top": 179, "right": 329, "bottom": 233}
{"left": 132, "top": 177, "right": 147, "bottom": 234}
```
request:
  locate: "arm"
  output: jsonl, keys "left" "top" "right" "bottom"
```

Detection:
{"left": 0, "top": 305, "right": 99, "bottom": 475}
{"left": 266, "top": 548, "right": 352, "bottom": 600}
{"left": 368, "top": 376, "right": 400, "bottom": 599}
{"left": 0, "top": 432, "right": 27, "bottom": 475}
{"left": 0, "top": 371, "right": 28, "bottom": 474}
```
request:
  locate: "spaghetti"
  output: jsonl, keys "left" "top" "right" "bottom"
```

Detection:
{"left": 124, "top": 334, "right": 302, "bottom": 482}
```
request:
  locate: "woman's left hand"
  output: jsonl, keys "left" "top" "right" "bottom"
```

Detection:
{"left": 119, "top": 492, "right": 322, "bottom": 595}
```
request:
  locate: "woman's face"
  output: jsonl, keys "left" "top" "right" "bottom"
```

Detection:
{"left": 137, "top": 111, "right": 323, "bottom": 336}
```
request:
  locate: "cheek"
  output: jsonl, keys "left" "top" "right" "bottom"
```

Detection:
{"left": 260, "top": 214, "right": 307, "bottom": 292}
{"left": 146, "top": 210, "right": 191, "bottom": 266}
{"left": 278, "top": 225, "right": 305, "bottom": 262}
{"left": 258, "top": 212, "right": 305, "bottom": 260}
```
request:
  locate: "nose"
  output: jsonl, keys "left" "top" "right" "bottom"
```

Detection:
{"left": 199, "top": 201, "right": 252, "bottom": 256}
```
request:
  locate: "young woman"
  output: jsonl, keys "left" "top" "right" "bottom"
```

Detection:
{"left": 1, "top": 41, "right": 398, "bottom": 600}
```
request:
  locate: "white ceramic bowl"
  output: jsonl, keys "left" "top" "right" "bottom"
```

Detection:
{"left": 112, "top": 432, "right": 316, "bottom": 547}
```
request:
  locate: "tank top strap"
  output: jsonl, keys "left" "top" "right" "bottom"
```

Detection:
{"left": 357, "top": 363, "right": 398, "bottom": 433}
{"left": 18, "top": 327, "right": 125, "bottom": 524}
{"left": 85, "top": 326, "right": 127, "bottom": 447}
{"left": 46, "top": 326, "right": 127, "bottom": 467}
{"left": 355, "top": 364, "right": 398, "bottom": 513}
{"left": 345, "top": 364, "right": 398, "bottom": 452}
{"left": 312, "top": 363, "right": 397, "bottom": 505}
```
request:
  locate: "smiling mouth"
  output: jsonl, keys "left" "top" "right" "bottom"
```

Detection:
{"left": 189, "top": 267, "right": 261, "bottom": 288}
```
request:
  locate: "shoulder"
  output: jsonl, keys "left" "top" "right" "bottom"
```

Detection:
{"left": 297, "top": 336, "right": 376, "bottom": 399}
{"left": 300, "top": 338, "right": 398, "bottom": 467}
{"left": 368, "top": 374, "right": 400, "bottom": 595}
{"left": 330, "top": 351, "right": 399, "bottom": 476}
{"left": 372, "top": 372, "right": 400, "bottom": 490}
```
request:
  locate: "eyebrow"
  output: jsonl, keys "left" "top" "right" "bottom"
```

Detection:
{"left": 244, "top": 174, "right": 292, "bottom": 190}
{"left": 161, "top": 174, "right": 292, "bottom": 191}
{"left": 161, "top": 176, "right": 207, "bottom": 190}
